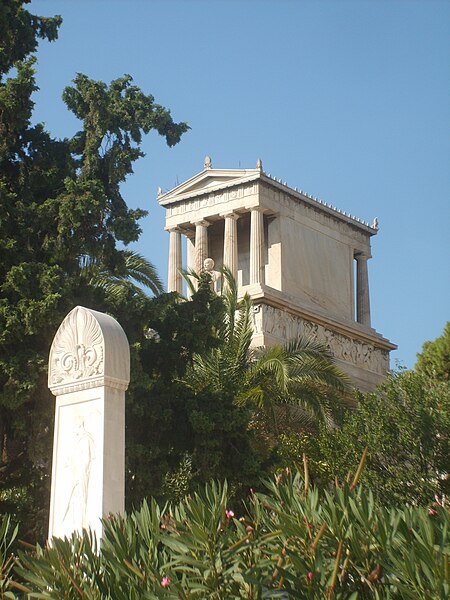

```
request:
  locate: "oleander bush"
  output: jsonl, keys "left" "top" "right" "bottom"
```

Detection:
{"left": 0, "top": 515, "right": 19, "bottom": 599}
{"left": 5, "top": 466, "right": 449, "bottom": 599}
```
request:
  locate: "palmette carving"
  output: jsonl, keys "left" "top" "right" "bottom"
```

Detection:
{"left": 50, "top": 307, "right": 104, "bottom": 385}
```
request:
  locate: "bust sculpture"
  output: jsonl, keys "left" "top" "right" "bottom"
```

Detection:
{"left": 203, "top": 258, "right": 221, "bottom": 292}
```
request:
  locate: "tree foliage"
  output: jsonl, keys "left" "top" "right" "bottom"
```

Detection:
{"left": 124, "top": 274, "right": 265, "bottom": 510}
{"left": 0, "top": 0, "right": 61, "bottom": 75}
{"left": 278, "top": 369, "right": 450, "bottom": 506}
{"left": 0, "top": 0, "right": 189, "bottom": 540}
{"left": 184, "top": 270, "right": 351, "bottom": 439}
{"left": 416, "top": 321, "right": 450, "bottom": 382}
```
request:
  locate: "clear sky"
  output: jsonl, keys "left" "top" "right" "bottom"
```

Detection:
{"left": 29, "top": 0, "right": 449, "bottom": 368}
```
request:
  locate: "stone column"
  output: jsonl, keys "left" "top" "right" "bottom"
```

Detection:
{"left": 223, "top": 212, "right": 239, "bottom": 282}
{"left": 167, "top": 228, "right": 182, "bottom": 294}
{"left": 48, "top": 306, "right": 130, "bottom": 542}
{"left": 355, "top": 253, "right": 371, "bottom": 327}
{"left": 186, "top": 231, "right": 196, "bottom": 298}
{"left": 194, "top": 220, "right": 210, "bottom": 273}
{"left": 250, "top": 207, "right": 264, "bottom": 285}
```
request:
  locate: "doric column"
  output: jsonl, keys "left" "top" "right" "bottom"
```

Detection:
{"left": 186, "top": 231, "right": 196, "bottom": 298}
{"left": 355, "top": 253, "right": 371, "bottom": 327}
{"left": 194, "top": 220, "right": 210, "bottom": 274}
{"left": 222, "top": 212, "right": 239, "bottom": 281}
{"left": 167, "top": 228, "right": 182, "bottom": 293}
{"left": 250, "top": 207, "right": 264, "bottom": 285}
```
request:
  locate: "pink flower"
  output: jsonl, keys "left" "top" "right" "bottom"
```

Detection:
{"left": 307, "top": 571, "right": 314, "bottom": 582}
{"left": 225, "top": 509, "right": 234, "bottom": 519}
{"left": 276, "top": 473, "right": 283, "bottom": 485}
{"left": 250, "top": 487, "right": 255, "bottom": 497}
{"left": 428, "top": 508, "right": 437, "bottom": 517}
{"left": 160, "top": 576, "right": 171, "bottom": 588}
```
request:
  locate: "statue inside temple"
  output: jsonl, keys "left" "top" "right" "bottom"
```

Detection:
{"left": 203, "top": 258, "right": 221, "bottom": 292}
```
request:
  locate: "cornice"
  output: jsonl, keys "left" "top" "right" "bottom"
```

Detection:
{"left": 259, "top": 176, "right": 377, "bottom": 235}
{"left": 158, "top": 166, "right": 377, "bottom": 236}
{"left": 50, "top": 375, "right": 129, "bottom": 396}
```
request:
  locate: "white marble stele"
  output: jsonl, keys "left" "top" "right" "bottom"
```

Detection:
{"left": 47, "top": 306, "right": 130, "bottom": 541}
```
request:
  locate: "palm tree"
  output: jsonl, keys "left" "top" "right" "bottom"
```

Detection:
{"left": 79, "top": 249, "right": 163, "bottom": 300}
{"left": 183, "top": 268, "right": 351, "bottom": 434}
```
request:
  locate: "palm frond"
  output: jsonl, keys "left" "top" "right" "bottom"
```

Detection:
{"left": 246, "top": 352, "right": 290, "bottom": 395}
{"left": 289, "top": 355, "right": 351, "bottom": 392}
{"left": 283, "top": 336, "right": 336, "bottom": 361}
{"left": 271, "top": 403, "right": 316, "bottom": 432}
{"left": 79, "top": 250, "right": 163, "bottom": 298}
{"left": 230, "top": 293, "right": 253, "bottom": 369}
{"left": 181, "top": 268, "right": 199, "bottom": 297}
{"left": 121, "top": 250, "right": 163, "bottom": 295}
{"left": 217, "top": 267, "right": 239, "bottom": 343}
{"left": 235, "top": 386, "right": 265, "bottom": 409}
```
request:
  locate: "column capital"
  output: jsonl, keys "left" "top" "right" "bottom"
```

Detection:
{"left": 194, "top": 219, "right": 211, "bottom": 228}
{"left": 220, "top": 211, "right": 240, "bottom": 220}
{"left": 354, "top": 251, "right": 370, "bottom": 261}
{"left": 165, "top": 225, "right": 182, "bottom": 233}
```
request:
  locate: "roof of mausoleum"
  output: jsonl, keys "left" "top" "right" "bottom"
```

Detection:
{"left": 157, "top": 158, "right": 378, "bottom": 235}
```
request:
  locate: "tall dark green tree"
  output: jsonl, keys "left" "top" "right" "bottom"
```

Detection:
{"left": 0, "top": 0, "right": 189, "bottom": 539}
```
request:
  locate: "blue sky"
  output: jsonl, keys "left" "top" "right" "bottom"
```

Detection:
{"left": 29, "top": 0, "right": 449, "bottom": 368}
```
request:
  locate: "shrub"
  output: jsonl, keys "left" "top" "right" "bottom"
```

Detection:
{"left": 11, "top": 469, "right": 450, "bottom": 599}
{"left": 0, "top": 515, "right": 19, "bottom": 598}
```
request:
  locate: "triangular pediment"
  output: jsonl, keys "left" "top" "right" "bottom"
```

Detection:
{"left": 158, "top": 168, "right": 261, "bottom": 205}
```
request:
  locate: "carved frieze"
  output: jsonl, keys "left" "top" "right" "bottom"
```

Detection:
{"left": 255, "top": 304, "right": 389, "bottom": 375}
{"left": 166, "top": 182, "right": 257, "bottom": 219}
{"left": 49, "top": 306, "right": 104, "bottom": 386}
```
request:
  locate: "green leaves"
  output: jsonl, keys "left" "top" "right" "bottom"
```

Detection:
{"left": 416, "top": 322, "right": 450, "bottom": 382}
{"left": 0, "top": 0, "right": 61, "bottom": 76}
{"left": 315, "top": 370, "right": 450, "bottom": 506}
{"left": 184, "top": 270, "right": 350, "bottom": 441}
{"left": 11, "top": 474, "right": 450, "bottom": 598}
{"left": 0, "top": 1, "right": 189, "bottom": 541}
{"left": 0, "top": 515, "right": 19, "bottom": 598}
{"left": 80, "top": 250, "right": 163, "bottom": 301}
{"left": 63, "top": 73, "right": 189, "bottom": 178}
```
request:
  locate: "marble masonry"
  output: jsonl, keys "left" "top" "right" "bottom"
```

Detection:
{"left": 48, "top": 306, "right": 129, "bottom": 541}
{"left": 159, "top": 158, "right": 396, "bottom": 391}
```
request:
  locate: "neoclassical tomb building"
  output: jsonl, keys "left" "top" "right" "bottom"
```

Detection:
{"left": 158, "top": 158, "right": 396, "bottom": 391}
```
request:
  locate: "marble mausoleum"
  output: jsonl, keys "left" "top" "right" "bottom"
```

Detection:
{"left": 159, "top": 158, "right": 396, "bottom": 391}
